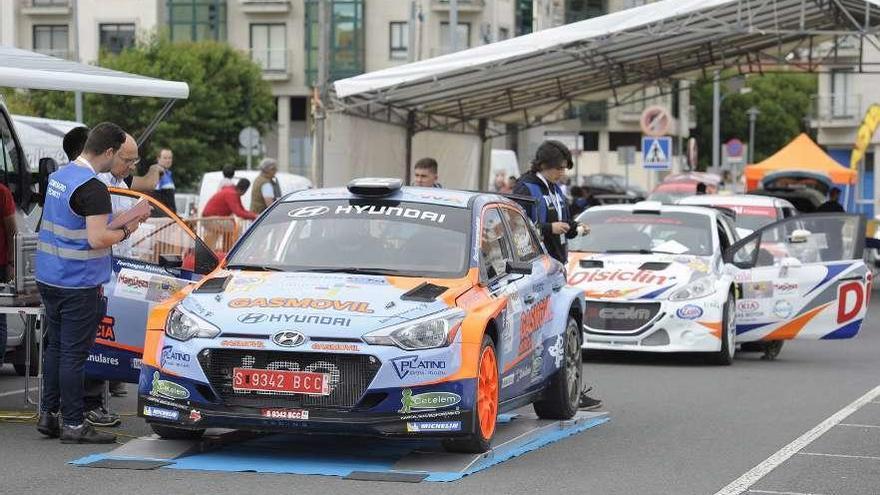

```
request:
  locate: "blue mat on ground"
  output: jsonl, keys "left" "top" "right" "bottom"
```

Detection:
{"left": 72, "top": 413, "right": 609, "bottom": 482}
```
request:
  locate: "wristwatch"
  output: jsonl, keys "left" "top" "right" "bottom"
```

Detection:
{"left": 121, "top": 225, "right": 131, "bottom": 241}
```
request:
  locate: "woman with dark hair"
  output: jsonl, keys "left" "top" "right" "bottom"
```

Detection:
{"left": 513, "top": 141, "right": 601, "bottom": 411}
{"left": 512, "top": 140, "right": 585, "bottom": 264}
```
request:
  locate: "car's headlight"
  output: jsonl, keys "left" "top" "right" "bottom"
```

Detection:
{"left": 165, "top": 305, "right": 221, "bottom": 341}
{"left": 363, "top": 309, "right": 465, "bottom": 350}
{"left": 669, "top": 276, "right": 716, "bottom": 301}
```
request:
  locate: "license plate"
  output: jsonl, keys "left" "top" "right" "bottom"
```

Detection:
{"left": 232, "top": 368, "right": 330, "bottom": 395}
{"left": 261, "top": 408, "right": 309, "bottom": 420}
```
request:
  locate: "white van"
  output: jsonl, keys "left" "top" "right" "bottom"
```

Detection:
{"left": 487, "top": 149, "right": 521, "bottom": 191}
{"left": 197, "top": 170, "right": 312, "bottom": 215}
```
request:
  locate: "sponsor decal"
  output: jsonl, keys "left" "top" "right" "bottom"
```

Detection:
{"left": 568, "top": 269, "right": 670, "bottom": 286}
{"left": 399, "top": 409, "right": 462, "bottom": 421}
{"left": 688, "top": 259, "right": 710, "bottom": 273}
{"left": 334, "top": 204, "right": 446, "bottom": 224}
{"left": 143, "top": 406, "right": 179, "bottom": 421}
{"left": 590, "top": 305, "right": 652, "bottom": 321}
{"left": 734, "top": 271, "right": 752, "bottom": 282}
{"left": 227, "top": 275, "right": 269, "bottom": 294}
{"left": 272, "top": 330, "right": 307, "bottom": 348}
{"left": 262, "top": 408, "right": 309, "bottom": 420}
{"left": 501, "top": 373, "right": 516, "bottom": 389}
{"left": 737, "top": 300, "right": 760, "bottom": 312}
{"left": 288, "top": 205, "right": 330, "bottom": 218}
{"left": 743, "top": 281, "right": 774, "bottom": 299}
{"left": 160, "top": 346, "right": 191, "bottom": 369}
{"left": 775, "top": 282, "right": 799, "bottom": 294}
{"left": 114, "top": 269, "right": 150, "bottom": 300}
{"left": 145, "top": 395, "right": 188, "bottom": 410}
{"left": 390, "top": 356, "right": 448, "bottom": 379}
{"left": 189, "top": 410, "right": 202, "bottom": 423}
{"left": 548, "top": 335, "right": 565, "bottom": 368}
{"left": 311, "top": 343, "right": 361, "bottom": 352}
{"left": 237, "top": 312, "right": 351, "bottom": 327}
{"left": 676, "top": 305, "right": 704, "bottom": 320}
{"left": 773, "top": 300, "right": 793, "bottom": 319}
{"left": 87, "top": 353, "right": 119, "bottom": 366}
{"left": 398, "top": 389, "right": 462, "bottom": 414}
{"left": 228, "top": 298, "right": 374, "bottom": 314}
{"left": 583, "top": 288, "right": 642, "bottom": 300}
{"left": 96, "top": 316, "right": 116, "bottom": 341}
{"left": 518, "top": 297, "right": 551, "bottom": 355}
{"left": 150, "top": 371, "right": 191, "bottom": 400}
{"left": 378, "top": 302, "right": 431, "bottom": 324}
{"left": 530, "top": 342, "right": 544, "bottom": 381}
{"left": 221, "top": 339, "right": 265, "bottom": 348}
{"left": 131, "top": 358, "right": 142, "bottom": 370}
{"left": 837, "top": 281, "right": 865, "bottom": 323}
{"left": 406, "top": 421, "right": 462, "bottom": 432}
{"left": 146, "top": 276, "right": 187, "bottom": 303}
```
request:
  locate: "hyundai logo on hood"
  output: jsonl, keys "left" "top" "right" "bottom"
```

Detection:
{"left": 272, "top": 330, "right": 307, "bottom": 348}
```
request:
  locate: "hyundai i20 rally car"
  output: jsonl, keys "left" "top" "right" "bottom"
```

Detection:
{"left": 138, "top": 178, "right": 585, "bottom": 453}
{"left": 566, "top": 202, "right": 869, "bottom": 364}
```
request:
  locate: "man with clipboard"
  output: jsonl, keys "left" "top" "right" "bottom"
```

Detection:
{"left": 35, "top": 123, "right": 149, "bottom": 444}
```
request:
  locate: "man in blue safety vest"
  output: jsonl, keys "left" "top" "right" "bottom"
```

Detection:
{"left": 35, "top": 122, "right": 148, "bottom": 444}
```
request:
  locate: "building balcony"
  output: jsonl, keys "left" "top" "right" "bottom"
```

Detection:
{"left": 811, "top": 94, "right": 863, "bottom": 128}
{"left": 251, "top": 48, "right": 291, "bottom": 81}
{"left": 431, "top": 0, "right": 485, "bottom": 12}
{"left": 22, "top": 0, "right": 71, "bottom": 16}
{"left": 239, "top": 0, "right": 290, "bottom": 14}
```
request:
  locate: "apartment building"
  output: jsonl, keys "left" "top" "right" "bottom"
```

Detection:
{"left": 810, "top": 38, "right": 880, "bottom": 217}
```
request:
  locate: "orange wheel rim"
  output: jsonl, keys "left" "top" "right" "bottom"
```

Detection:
{"left": 477, "top": 346, "right": 499, "bottom": 440}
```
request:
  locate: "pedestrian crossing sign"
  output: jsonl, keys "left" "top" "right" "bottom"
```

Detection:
{"left": 642, "top": 136, "right": 672, "bottom": 170}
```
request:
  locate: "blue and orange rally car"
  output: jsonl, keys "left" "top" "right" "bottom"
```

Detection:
{"left": 138, "top": 178, "right": 585, "bottom": 453}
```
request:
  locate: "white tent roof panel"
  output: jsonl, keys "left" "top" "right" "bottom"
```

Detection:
{"left": 0, "top": 46, "right": 189, "bottom": 99}
{"left": 333, "top": 0, "right": 880, "bottom": 130}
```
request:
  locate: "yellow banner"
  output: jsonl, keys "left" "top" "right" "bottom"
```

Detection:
{"left": 852, "top": 103, "right": 880, "bottom": 170}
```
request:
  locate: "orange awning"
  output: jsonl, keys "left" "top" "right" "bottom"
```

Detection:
{"left": 743, "top": 133, "right": 857, "bottom": 191}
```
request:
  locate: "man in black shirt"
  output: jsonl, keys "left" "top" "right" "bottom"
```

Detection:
{"left": 817, "top": 187, "right": 846, "bottom": 213}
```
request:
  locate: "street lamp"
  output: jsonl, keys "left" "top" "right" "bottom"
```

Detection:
{"left": 747, "top": 106, "right": 760, "bottom": 164}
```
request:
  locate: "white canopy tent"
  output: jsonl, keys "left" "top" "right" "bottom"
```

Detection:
{"left": 330, "top": 0, "right": 880, "bottom": 189}
{"left": 0, "top": 46, "right": 188, "bottom": 99}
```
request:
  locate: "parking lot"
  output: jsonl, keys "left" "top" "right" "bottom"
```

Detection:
{"left": 0, "top": 302, "right": 876, "bottom": 495}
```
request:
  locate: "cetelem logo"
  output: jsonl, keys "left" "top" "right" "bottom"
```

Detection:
{"left": 398, "top": 389, "right": 461, "bottom": 413}
{"left": 597, "top": 306, "right": 652, "bottom": 321}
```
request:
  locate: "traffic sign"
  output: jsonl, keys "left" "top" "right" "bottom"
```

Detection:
{"left": 238, "top": 126, "right": 261, "bottom": 150}
{"left": 642, "top": 136, "right": 672, "bottom": 170}
{"left": 640, "top": 106, "right": 672, "bottom": 137}
{"left": 726, "top": 138, "right": 744, "bottom": 158}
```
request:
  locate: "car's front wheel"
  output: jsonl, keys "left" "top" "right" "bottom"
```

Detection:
{"left": 442, "top": 334, "right": 498, "bottom": 454}
{"left": 151, "top": 423, "right": 205, "bottom": 441}
{"left": 534, "top": 311, "right": 582, "bottom": 419}
{"left": 709, "top": 293, "right": 736, "bottom": 366}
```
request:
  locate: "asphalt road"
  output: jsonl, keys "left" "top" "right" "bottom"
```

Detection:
{"left": 1, "top": 304, "right": 879, "bottom": 495}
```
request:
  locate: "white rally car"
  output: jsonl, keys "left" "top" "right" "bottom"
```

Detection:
{"left": 567, "top": 202, "right": 870, "bottom": 364}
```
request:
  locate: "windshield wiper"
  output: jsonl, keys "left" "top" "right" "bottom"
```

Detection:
{"left": 604, "top": 249, "right": 654, "bottom": 255}
{"left": 296, "top": 267, "right": 400, "bottom": 276}
{"left": 225, "top": 264, "right": 284, "bottom": 272}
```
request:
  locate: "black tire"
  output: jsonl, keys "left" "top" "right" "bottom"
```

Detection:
{"left": 534, "top": 311, "right": 582, "bottom": 419}
{"left": 761, "top": 340, "right": 784, "bottom": 360}
{"left": 150, "top": 423, "right": 205, "bottom": 440}
{"left": 442, "top": 334, "right": 498, "bottom": 454}
{"left": 739, "top": 342, "right": 764, "bottom": 353}
{"left": 708, "top": 294, "right": 736, "bottom": 366}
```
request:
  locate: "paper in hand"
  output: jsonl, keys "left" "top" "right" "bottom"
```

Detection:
{"left": 108, "top": 198, "right": 151, "bottom": 229}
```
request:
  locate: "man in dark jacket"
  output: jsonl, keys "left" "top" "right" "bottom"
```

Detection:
{"left": 513, "top": 141, "right": 582, "bottom": 264}
{"left": 817, "top": 187, "right": 845, "bottom": 213}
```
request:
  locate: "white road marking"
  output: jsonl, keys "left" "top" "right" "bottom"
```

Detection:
{"left": 799, "top": 452, "right": 880, "bottom": 461}
{"left": 747, "top": 490, "right": 828, "bottom": 495}
{"left": 839, "top": 423, "right": 880, "bottom": 429}
{"left": 713, "top": 384, "right": 880, "bottom": 495}
{"left": 0, "top": 388, "right": 27, "bottom": 398}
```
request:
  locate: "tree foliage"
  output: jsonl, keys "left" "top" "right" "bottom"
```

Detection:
{"left": 20, "top": 37, "right": 275, "bottom": 190}
{"left": 691, "top": 72, "right": 817, "bottom": 169}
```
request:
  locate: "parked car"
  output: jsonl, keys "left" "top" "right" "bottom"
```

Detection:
{"left": 647, "top": 172, "right": 721, "bottom": 204}
{"left": 137, "top": 179, "right": 585, "bottom": 453}
{"left": 582, "top": 174, "right": 646, "bottom": 202}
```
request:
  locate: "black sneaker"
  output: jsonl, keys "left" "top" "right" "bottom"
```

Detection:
{"left": 60, "top": 423, "right": 117, "bottom": 444}
{"left": 578, "top": 387, "right": 603, "bottom": 411}
{"left": 109, "top": 382, "right": 127, "bottom": 397}
{"left": 85, "top": 407, "right": 121, "bottom": 427}
{"left": 36, "top": 412, "right": 60, "bottom": 438}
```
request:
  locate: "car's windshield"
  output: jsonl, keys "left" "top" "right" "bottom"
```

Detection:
{"left": 227, "top": 200, "right": 471, "bottom": 277}
{"left": 571, "top": 210, "right": 714, "bottom": 255}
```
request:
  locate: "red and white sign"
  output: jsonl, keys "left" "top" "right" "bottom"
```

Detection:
{"left": 233, "top": 368, "right": 330, "bottom": 395}
{"left": 262, "top": 408, "right": 309, "bottom": 420}
{"left": 640, "top": 106, "right": 672, "bottom": 137}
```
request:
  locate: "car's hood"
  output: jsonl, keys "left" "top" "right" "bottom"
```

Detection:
{"left": 180, "top": 271, "right": 468, "bottom": 339}
{"left": 566, "top": 252, "right": 713, "bottom": 301}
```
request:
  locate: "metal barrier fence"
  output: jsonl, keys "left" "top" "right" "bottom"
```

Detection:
{"left": 184, "top": 217, "right": 242, "bottom": 254}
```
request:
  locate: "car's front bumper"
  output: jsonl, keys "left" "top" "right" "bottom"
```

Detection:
{"left": 581, "top": 294, "right": 725, "bottom": 353}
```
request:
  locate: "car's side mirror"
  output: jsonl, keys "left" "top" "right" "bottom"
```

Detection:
{"left": 789, "top": 229, "right": 811, "bottom": 244}
{"left": 159, "top": 254, "right": 183, "bottom": 269}
{"left": 506, "top": 260, "right": 533, "bottom": 275}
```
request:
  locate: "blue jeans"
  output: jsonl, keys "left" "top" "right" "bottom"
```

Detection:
{"left": 38, "top": 282, "right": 102, "bottom": 426}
